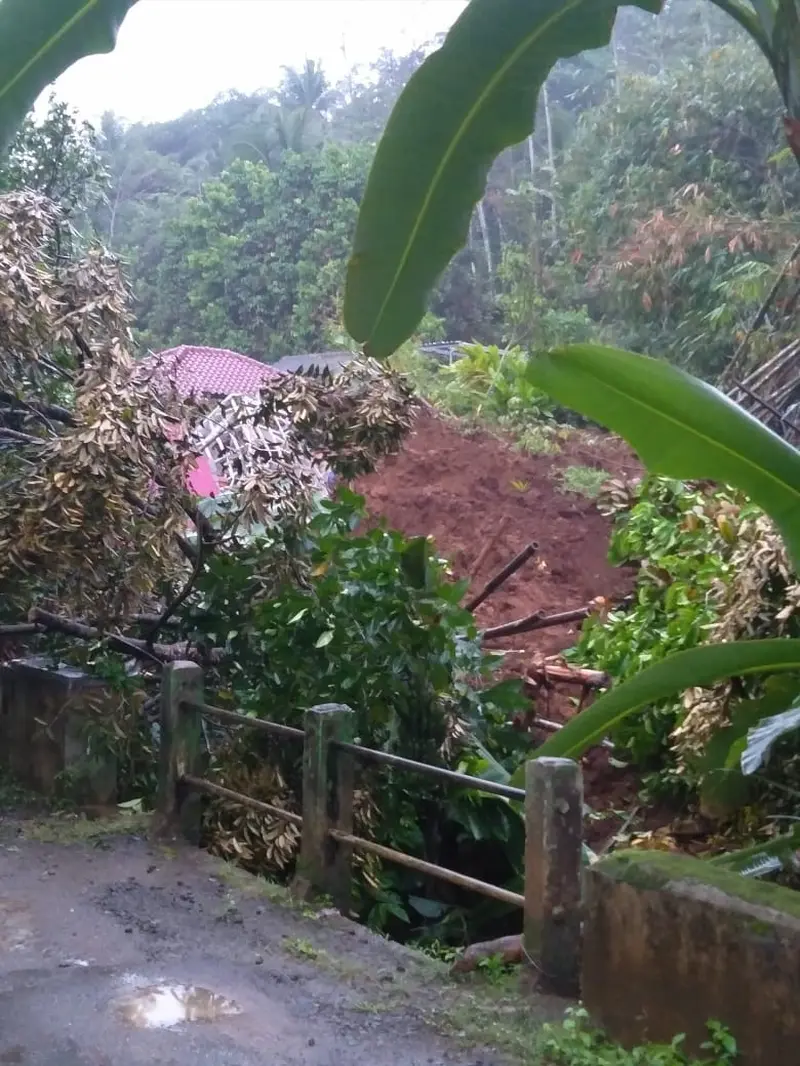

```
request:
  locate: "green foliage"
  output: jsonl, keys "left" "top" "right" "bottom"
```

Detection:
{"left": 0, "top": 96, "right": 106, "bottom": 220}
{"left": 564, "top": 479, "right": 738, "bottom": 785}
{"left": 187, "top": 489, "right": 527, "bottom": 936}
{"left": 550, "top": 41, "right": 797, "bottom": 377}
{"left": 526, "top": 344, "right": 800, "bottom": 567}
{"left": 559, "top": 465, "right": 610, "bottom": 499}
{"left": 142, "top": 145, "right": 372, "bottom": 356}
{"left": 434, "top": 343, "right": 558, "bottom": 424}
{"left": 498, "top": 245, "right": 595, "bottom": 351}
{"left": 343, "top": 0, "right": 660, "bottom": 358}
{"left": 518, "top": 342, "right": 800, "bottom": 779}
{"left": 0, "top": 0, "right": 138, "bottom": 150}
{"left": 394, "top": 342, "right": 586, "bottom": 452}
{"left": 204, "top": 488, "right": 506, "bottom": 748}
{"left": 538, "top": 1007, "right": 738, "bottom": 1066}
{"left": 528, "top": 640, "right": 800, "bottom": 770}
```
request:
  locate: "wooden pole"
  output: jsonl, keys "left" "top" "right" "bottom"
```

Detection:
{"left": 469, "top": 514, "right": 509, "bottom": 579}
{"left": 295, "top": 703, "right": 355, "bottom": 914}
{"left": 483, "top": 606, "right": 593, "bottom": 641}
{"left": 524, "top": 757, "right": 583, "bottom": 997}
{"left": 464, "top": 542, "right": 538, "bottom": 613}
{"left": 157, "top": 661, "right": 204, "bottom": 837}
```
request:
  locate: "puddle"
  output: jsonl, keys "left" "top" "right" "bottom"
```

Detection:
{"left": 0, "top": 900, "right": 33, "bottom": 952}
{"left": 112, "top": 982, "right": 242, "bottom": 1029}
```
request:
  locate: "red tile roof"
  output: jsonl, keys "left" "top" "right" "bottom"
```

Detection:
{"left": 138, "top": 345, "right": 281, "bottom": 398}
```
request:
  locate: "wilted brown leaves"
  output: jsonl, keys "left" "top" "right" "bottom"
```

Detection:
{"left": 0, "top": 191, "right": 200, "bottom": 618}
{"left": 0, "top": 190, "right": 417, "bottom": 626}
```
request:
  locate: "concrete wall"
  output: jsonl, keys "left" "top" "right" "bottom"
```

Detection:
{"left": 0, "top": 657, "right": 117, "bottom": 802}
{"left": 583, "top": 850, "right": 800, "bottom": 1065}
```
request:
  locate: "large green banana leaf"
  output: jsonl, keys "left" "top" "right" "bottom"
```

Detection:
{"left": 526, "top": 344, "right": 800, "bottom": 567}
{"left": 509, "top": 640, "right": 800, "bottom": 779}
{"left": 0, "top": 0, "right": 139, "bottom": 150}
{"left": 343, "top": 0, "right": 661, "bottom": 360}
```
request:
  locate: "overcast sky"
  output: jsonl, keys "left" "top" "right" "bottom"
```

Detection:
{"left": 50, "top": 0, "right": 467, "bottom": 125}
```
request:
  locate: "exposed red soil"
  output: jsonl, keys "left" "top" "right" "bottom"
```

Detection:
{"left": 355, "top": 411, "right": 644, "bottom": 827}
{"left": 356, "top": 410, "right": 638, "bottom": 669}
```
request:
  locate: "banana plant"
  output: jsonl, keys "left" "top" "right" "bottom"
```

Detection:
{"left": 342, "top": 0, "right": 800, "bottom": 805}
{"left": 344, "top": 0, "right": 800, "bottom": 358}
{"left": 343, "top": 0, "right": 662, "bottom": 360}
{"left": 0, "top": 0, "right": 139, "bottom": 151}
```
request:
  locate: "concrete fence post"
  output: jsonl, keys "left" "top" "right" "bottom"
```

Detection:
{"left": 524, "top": 756, "right": 584, "bottom": 997}
{"left": 295, "top": 703, "right": 355, "bottom": 913}
{"left": 157, "top": 661, "right": 204, "bottom": 836}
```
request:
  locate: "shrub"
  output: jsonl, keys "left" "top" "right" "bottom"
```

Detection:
{"left": 559, "top": 465, "right": 611, "bottom": 499}
{"left": 538, "top": 1007, "right": 738, "bottom": 1066}
{"left": 567, "top": 478, "right": 743, "bottom": 796}
{"left": 190, "top": 488, "right": 528, "bottom": 937}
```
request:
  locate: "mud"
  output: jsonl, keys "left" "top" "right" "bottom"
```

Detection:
{"left": 356, "top": 412, "right": 643, "bottom": 824}
{"left": 356, "top": 411, "right": 637, "bottom": 669}
{"left": 0, "top": 819, "right": 563, "bottom": 1064}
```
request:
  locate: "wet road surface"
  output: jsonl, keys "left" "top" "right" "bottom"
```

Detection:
{"left": 0, "top": 819, "right": 546, "bottom": 1065}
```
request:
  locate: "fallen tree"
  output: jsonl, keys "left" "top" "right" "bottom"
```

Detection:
{"left": 0, "top": 189, "right": 417, "bottom": 658}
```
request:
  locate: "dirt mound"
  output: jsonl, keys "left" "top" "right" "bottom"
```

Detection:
{"left": 356, "top": 412, "right": 643, "bottom": 833}
{"left": 356, "top": 411, "right": 637, "bottom": 666}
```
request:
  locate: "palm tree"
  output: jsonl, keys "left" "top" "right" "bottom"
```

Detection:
{"left": 277, "top": 59, "right": 339, "bottom": 117}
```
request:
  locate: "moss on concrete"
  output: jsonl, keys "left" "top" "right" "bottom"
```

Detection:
{"left": 21, "top": 810, "right": 151, "bottom": 843}
{"left": 597, "top": 849, "right": 800, "bottom": 921}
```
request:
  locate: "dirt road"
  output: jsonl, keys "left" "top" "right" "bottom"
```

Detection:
{"left": 0, "top": 816, "right": 560, "bottom": 1065}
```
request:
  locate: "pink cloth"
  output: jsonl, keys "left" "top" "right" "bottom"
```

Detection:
{"left": 187, "top": 454, "right": 220, "bottom": 497}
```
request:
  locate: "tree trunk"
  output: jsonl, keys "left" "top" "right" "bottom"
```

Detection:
{"left": 476, "top": 199, "right": 494, "bottom": 286}
{"left": 542, "top": 84, "right": 558, "bottom": 229}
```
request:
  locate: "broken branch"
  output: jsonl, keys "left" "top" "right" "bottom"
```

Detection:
{"left": 451, "top": 935, "right": 523, "bottom": 975}
{"left": 482, "top": 605, "right": 593, "bottom": 641}
{"left": 464, "top": 542, "right": 538, "bottom": 613}
{"left": 0, "top": 622, "right": 41, "bottom": 637}
{"left": 27, "top": 607, "right": 221, "bottom": 666}
{"left": 525, "top": 663, "right": 609, "bottom": 690}
{"left": 468, "top": 514, "right": 509, "bottom": 579}
{"left": 144, "top": 507, "right": 207, "bottom": 644}
{"left": 0, "top": 391, "right": 76, "bottom": 427}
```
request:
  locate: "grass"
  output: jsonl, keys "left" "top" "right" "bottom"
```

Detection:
{"left": 19, "top": 809, "right": 151, "bottom": 843}
{"left": 0, "top": 770, "right": 42, "bottom": 812}
{"left": 515, "top": 424, "right": 562, "bottom": 457}
{"left": 559, "top": 465, "right": 611, "bottom": 500}
{"left": 282, "top": 935, "right": 320, "bottom": 960}
{"left": 536, "top": 1009, "right": 738, "bottom": 1066}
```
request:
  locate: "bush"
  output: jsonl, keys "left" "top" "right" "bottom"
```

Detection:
{"left": 538, "top": 1008, "right": 738, "bottom": 1066}
{"left": 559, "top": 465, "right": 611, "bottom": 499}
{"left": 189, "top": 488, "right": 528, "bottom": 938}
{"left": 567, "top": 478, "right": 746, "bottom": 796}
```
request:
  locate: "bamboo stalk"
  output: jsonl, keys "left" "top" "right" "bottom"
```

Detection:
{"left": 482, "top": 605, "right": 593, "bottom": 641}
{"left": 329, "top": 828, "right": 524, "bottom": 908}
{"left": 464, "top": 542, "right": 538, "bottom": 613}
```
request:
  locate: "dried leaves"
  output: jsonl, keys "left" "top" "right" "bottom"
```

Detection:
{"left": 674, "top": 509, "right": 800, "bottom": 761}
{"left": 0, "top": 190, "right": 417, "bottom": 624}
{"left": 0, "top": 191, "right": 200, "bottom": 618}
{"left": 254, "top": 356, "right": 417, "bottom": 482}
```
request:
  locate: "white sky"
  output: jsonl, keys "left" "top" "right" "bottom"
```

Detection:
{"left": 50, "top": 0, "right": 467, "bottom": 125}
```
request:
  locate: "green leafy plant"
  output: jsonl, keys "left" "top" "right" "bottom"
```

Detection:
{"left": 340, "top": 2, "right": 800, "bottom": 869}
{"left": 538, "top": 1007, "right": 738, "bottom": 1066}
{"left": 343, "top": 0, "right": 660, "bottom": 358}
{"left": 559, "top": 465, "right": 611, "bottom": 499}
{"left": 525, "top": 346, "right": 800, "bottom": 566}
{"left": 189, "top": 488, "right": 528, "bottom": 937}
{"left": 567, "top": 479, "right": 739, "bottom": 785}
{"left": 0, "top": 0, "right": 139, "bottom": 150}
